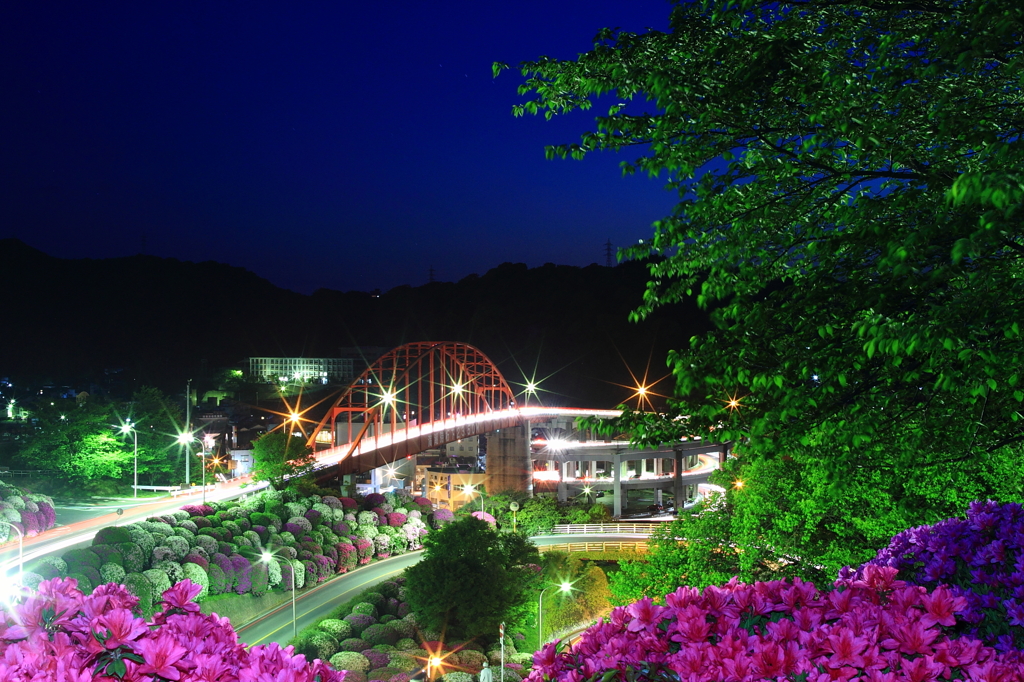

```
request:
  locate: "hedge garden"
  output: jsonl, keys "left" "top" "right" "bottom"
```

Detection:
{"left": 293, "top": 577, "right": 536, "bottom": 682}
{"left": 21, "top": 488, "right": 455, "bottom": 617}
{"left": 0, "top": 480, "right": 57, "bottom": 541}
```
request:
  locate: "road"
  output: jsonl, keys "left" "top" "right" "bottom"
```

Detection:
{"left": 237, "top": 533, "right": 650, "bottom": 647}
{"left": 0, "top": 477, "right": 267, "bottom": 578}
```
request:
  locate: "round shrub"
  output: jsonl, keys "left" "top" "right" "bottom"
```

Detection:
{"left": 386, "top": 512, "right": 406, "bottom": 527}
{"left": 142, "top": 568, "right": 172, "bottom": 596}
{"left": 387, "top": 652, "right": 417, "bottom": 672}
{"left": 290, "top": 559, "right": 306, "bottom": 589}
{"left": 172, "top": 526, "right": 197, "bottom": 545}
{"left": 495, "top": 668, "right": 523, "bottom": 682}
{"left": 93, "top": 526, "right": 132, "bottom": 545}
{"left": 368, "top": 668, "right": 403, "bottom": 682}
{"left": 340, "top": 638, "right": 370, "bottom": 653}
{"left": 208, "top": 563, "right": 228, "bottom": 595}
{"left": 162, "top": 535, "right": 190, "bottom": 560}
{"left": 344, "top": 613, "right": 376, "bottom": 635}
{"left": 352, "top": 601, "right": 380, "bottom": 618}
{"left": 430, "top": 509, "right": 454, "bottom": 529}
{"left": 68, "top": 571, "right": 92, "bottom": 594}
{"left": 455, "top": 650, "right": 486, "bottom": 669}
{"left": 319, "top": 618, "right": 353, "bottom": 640}
{"left": 195, "top": 534, "right": 218, "bottom": 555}
{"left": 99, "top": 562, "right": 126, "bottom": 584}
{"left": 193, "top": 516, "right": 213, "bottom": 529}
{"left": 182, "top": 553, "right": 209, "bottom": 570}
{"left": 250, "top": 560, "right": 270, "bottom": 597}
{"left": 266, "top": 556, "right": 282, "bottom": 587}
{"left": 232, "top": 554, "right": 253, "bottom": 595}
{"left": 181, "top": 562, "right": 209, "bottom": 601}
{"left": 330, "top": 651, "right": 370, "bottom": 673}
{"left": 152, "top": 560, "right": 184, "bottom": 584}
{"left": 339, "top": 497, "right": 358, "bottom": 509}
{"left": 362, "top": 624, "right": 398, "bottom": 647}
{"left": 362, "top": 649, "right": 391, "bottom": 670}
{"left": 304, "top": 631, "right": 339, "bottom": 661}
{"left": 394, "top": 638, "right": 416, "bottom": 651}
{"left": 123, "top": 572, "right": 153, "bottom": 614}
{"left": 380, "top": 614, "right": 396, "bottom": 624}
{"left": 62, "top": 548, "right": 101, "bottom": 573}
{"left": 388, "top": 617, "right": 413, "bottom": 638}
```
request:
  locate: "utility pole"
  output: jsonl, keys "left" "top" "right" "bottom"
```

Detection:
{"left": 185, "top": 379, "right": 191, "bottom": 486}
{"left": 605, "top": 239, "right": 614, "bottom": 267}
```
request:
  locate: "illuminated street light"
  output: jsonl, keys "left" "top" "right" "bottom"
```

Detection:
{"left": 538, "top": 582, "right": 573, "bottom": 650}
{"left": 262, "top": 551, "right": 296, "bottom": 639}
{"left": 121, "top": 421, "right": 138, "bottom": 499}
{"left": 177, "top": 433, "right": 212, "bottom": 503}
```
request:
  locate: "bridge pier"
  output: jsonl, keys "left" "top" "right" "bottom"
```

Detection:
{"left": 485, "top": 423, "right": 532, "bottom": 495}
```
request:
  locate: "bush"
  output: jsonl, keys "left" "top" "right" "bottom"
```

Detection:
{"left": 99, "top": 562, "right": 126, "bottom": 584}
{"left": 124, "top": 572, "right": 154, "bottom": 615}
{"left": 93, "top": 526, "right": 132, "bottom": 545}
{"left": 352, "top": 600, "right": 380, "bottom": 618}
{"left": 330, "top": 651, "right": 370, "bottom": 673}
{"left": 302, "top": 631, "right": 339, "bottom": 662}
{"left": 362, "top": 623, "right": 398, "bottom": 647}
{"left": 368, "top": 667, "right": 403, "bottom": 682}
{"left": 153, "top": 560, "right": 184, "bottom": 584}
{"left": 143, "top": 568, "right": 172, "bottom": 596}
{"left": 208, "top": 564, "right": 228, "bottom": 595}
{"left": 62, "top": 548, "right": 101, "bottom": 573}
{"left": 232, "top": 554, "right": 252, "bottom": 595}
{"left": 340, "top": 638, "right": 370, "bottom": 653}
{"left": 181, "top": 562, "right": 210, "bottom": 601}
{"left": 68, "top": 572, "right": 92, "bottom": 594}
{"left": 162, "top": 535, "right": 190, "bottom": 560}
{"left": 319, "top": 618, "right": 354, "bottom": 641}
{"left": 394, "top": 638, "right": 417, "bottom": 651}
{"left": 362, "top": 650, "right": 391, "bottom": 670}
{"left": 250, "top": 560, "right": 270, "bottom": 596}
{"left": 388, "top": 652, "right": 418, "bottom": 672}
{"left": 440, "top": 673, "right": 473, "bottom": 682}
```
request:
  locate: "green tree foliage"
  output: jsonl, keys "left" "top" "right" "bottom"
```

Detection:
{"left": 504, "top": 0, "right": 1024, "bottom": 476}
{"left": 610, "top": 445, "right": 1024, "bottom": 603}
{"left": 250, "top": 431, "right": 315, "bottom": 490}
{"left": 16, "top": 388, "right": 187, "bottom": 485}
{"left": 539, "top": 552, "right": 612, "bottom": 635}
{"left": 404, "top": 516, "right": 541, "bottom": 642}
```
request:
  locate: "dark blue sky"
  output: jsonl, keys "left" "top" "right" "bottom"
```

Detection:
{"left": 1, "top": 1, "right": 676, "bottom": 294}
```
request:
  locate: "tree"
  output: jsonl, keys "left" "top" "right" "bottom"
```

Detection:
{"left": 503, "top": 0, "right": 1024, "bottom": 477}
{"left": 16, "top": 398, "right": 130, "bottom": 482}
{"left": 609, "top": 444, "right": 1024, "bottom": 603}
{"left": 404, "top": 516, "right": 541, "bottom": 642}
{"left": 250, "top": 431, "right": 314, "bottom": 490}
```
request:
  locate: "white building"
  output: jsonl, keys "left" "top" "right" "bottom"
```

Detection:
{"left": 248, "top": 357, "right": 354, "bottom": 384}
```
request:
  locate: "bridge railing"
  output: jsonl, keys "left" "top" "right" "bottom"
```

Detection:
{"left": 540, "top": 541, "right": 648, "bottom": 554}
{"left": 550, "top": 523, "right": 659, "bottom": 535}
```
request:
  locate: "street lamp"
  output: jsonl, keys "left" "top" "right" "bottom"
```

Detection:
{"left": 538, "top": 581, "right": 573, "bottom": 651}
{"left": 121, "top": 421, "right": 138, "bottom": 499}
{"left": 261, "top": 551, "right": 296, "bottom": 639}
{"left": 177, "top": 433, "right": 212, "bottom": 504}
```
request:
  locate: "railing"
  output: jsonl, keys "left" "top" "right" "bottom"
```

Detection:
{"left": 169, "top": 485, "right": 218, "bottom": 498}
{"left": 550, "top": 523, "right": 658, "bottom": 535}
{"left": 0, "top": 469, "right": 60, "bottom": 478}
{"left": 540, "top": 541, "right": 648, "bottom": 554}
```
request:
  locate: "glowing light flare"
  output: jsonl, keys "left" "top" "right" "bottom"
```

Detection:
{"left": 719, "top": 391, "right": 748, "bottom": 414}
{"left": 733, "top": 479, "right": 745, "bottom": 489}
{"left": 532, "top": 470, "right": 561, "bottom": 481}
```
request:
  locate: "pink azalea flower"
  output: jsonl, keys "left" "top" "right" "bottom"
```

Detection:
{"left": 135, "top": 629, "right": 190, "bottom": 679}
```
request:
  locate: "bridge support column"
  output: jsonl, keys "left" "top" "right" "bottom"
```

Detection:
{"left": 486, "top": 424, "right": 532, "bottom": 495}
{"left": 673, "top": 449, "right": 684, "bottom": 512}
{"left": 613, "top": 453, "right": 622, "bottom": 517}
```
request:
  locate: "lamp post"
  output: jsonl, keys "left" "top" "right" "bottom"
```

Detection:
{"left": 262, "top": 551, "right": 296, "bottom": 639}
{"left": 8, "top": 524, "right": 23, "bottom": 590}
{"left": 538, "top": 581, "right": 572, "bottom": 651}
{"left": 177, "top": 433, "right": 210, "bottom": 503}
{"left": 121, "top": 421, "right": 138, "bottom": 498}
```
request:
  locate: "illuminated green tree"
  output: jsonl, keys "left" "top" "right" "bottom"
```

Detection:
{"left": 503, "top": 0, "right": 1024, "bottom": 477}
{"left": 404, "top": 516, "right": 541, "bottom": 641}
{"left": 250, "top": 431, "right": 314, "bottom": 490}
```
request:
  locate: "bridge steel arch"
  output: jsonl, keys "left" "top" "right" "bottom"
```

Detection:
{"left": 307, "top": 342, "right": 523, "bottom": 476}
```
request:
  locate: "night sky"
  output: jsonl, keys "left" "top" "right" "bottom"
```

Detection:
{"left": 2, "top": 1, "right": 677, "bottom": 295}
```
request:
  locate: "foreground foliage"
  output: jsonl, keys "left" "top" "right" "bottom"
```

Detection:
{"left": 532, "top": 566, "right": 1024, "bottom": 682}
{"left": 405, "top": 516, "right": 541, "bottom": 641}
{"left": 0, "top": 578, "right": 342, "bottom": 681}
{"left": 506, "top": 0, "right": 1024, "bottom": 477}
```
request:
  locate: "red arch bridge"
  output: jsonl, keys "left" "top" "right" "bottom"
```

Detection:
{"left": 304, "top": 341, "right": 726, "bottom": 506}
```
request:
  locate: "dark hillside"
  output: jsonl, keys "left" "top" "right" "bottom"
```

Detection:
{"left": 0, "top": 239, "right": 710, "bottom": 407}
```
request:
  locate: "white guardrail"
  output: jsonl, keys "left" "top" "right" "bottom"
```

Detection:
{"left": 550, "top": 523, "right": 658, "bottom": 535}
